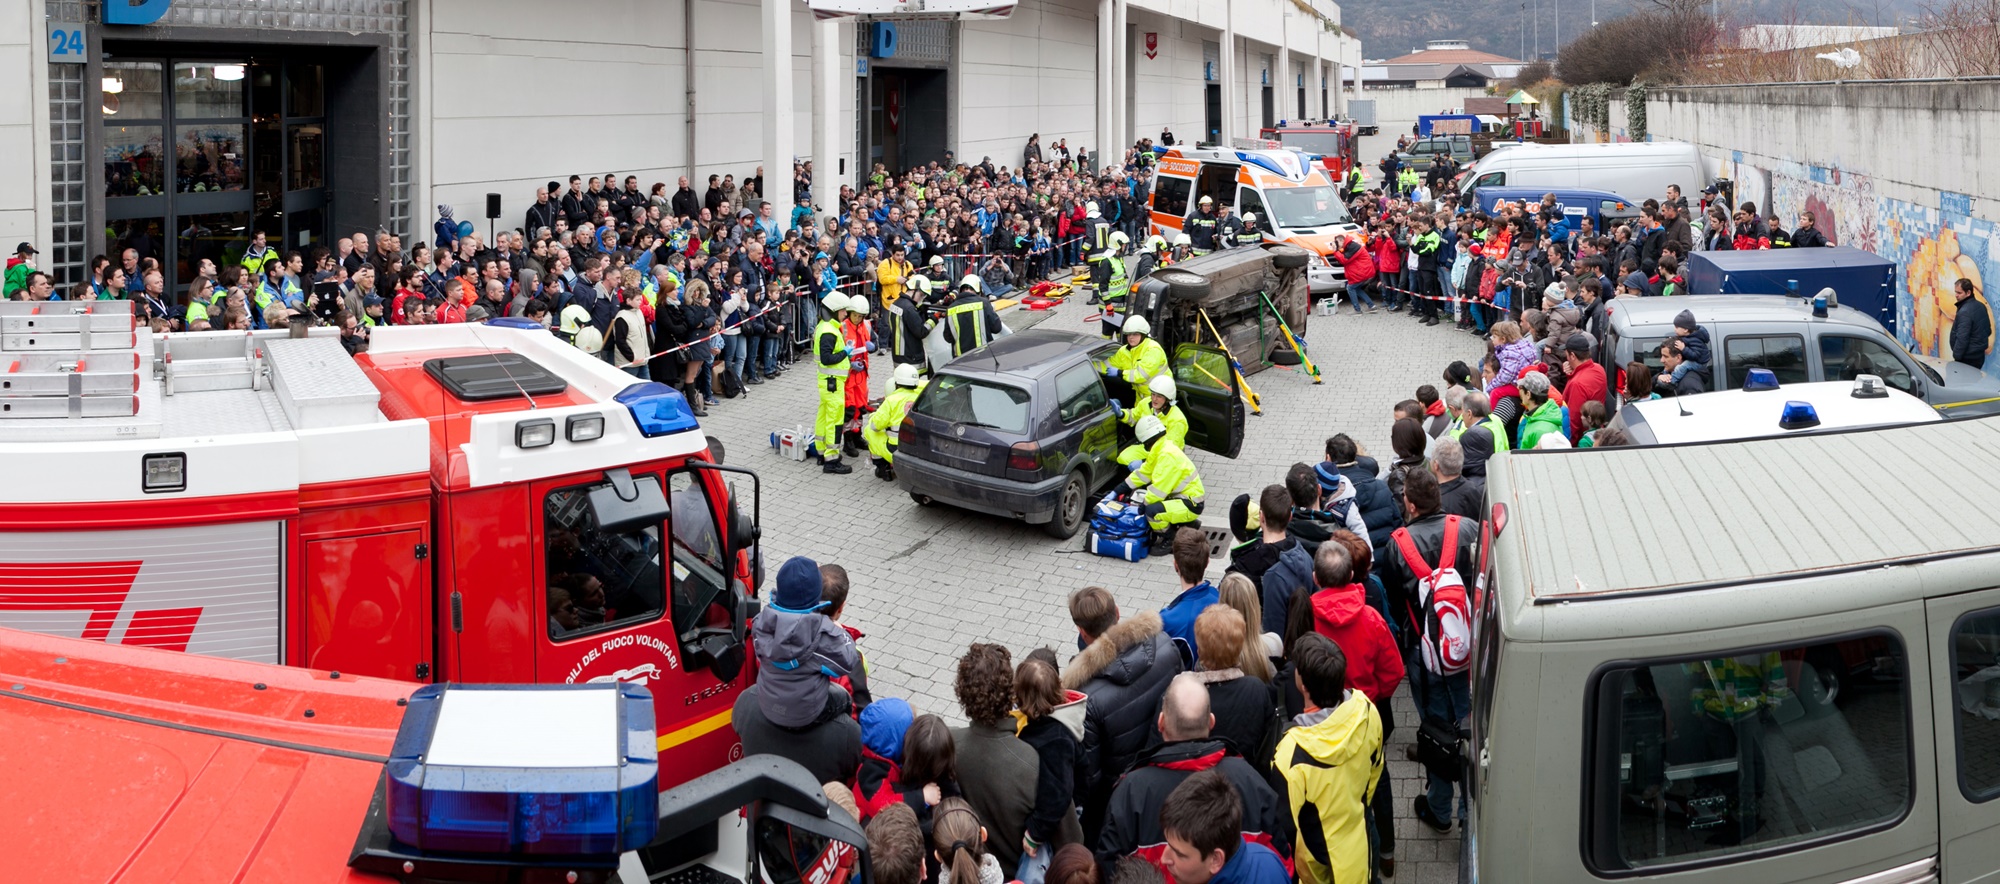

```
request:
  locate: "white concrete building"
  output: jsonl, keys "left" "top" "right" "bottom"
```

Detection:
{"left": 4, "top": 0, "right": 1356, "bottom": 290}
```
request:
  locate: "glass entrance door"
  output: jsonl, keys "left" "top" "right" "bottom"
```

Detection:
{"left": 102, "top": 52, "right": 328, "bottom": 296}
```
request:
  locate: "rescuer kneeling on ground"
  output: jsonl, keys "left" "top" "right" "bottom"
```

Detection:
{"left": 1120, "top": 413, "right": 1206, "bottom": 556}
{"left": 865, "top": 363, "right": 928, "bottom": 481}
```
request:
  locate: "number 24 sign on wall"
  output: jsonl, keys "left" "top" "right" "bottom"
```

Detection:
{"left": 49, "top": 25, "right": 87, "bottom": 63}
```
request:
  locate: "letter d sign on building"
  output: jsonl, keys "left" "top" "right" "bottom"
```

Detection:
{"left": 105, "top": 0, "right": 174, "bottom": 25}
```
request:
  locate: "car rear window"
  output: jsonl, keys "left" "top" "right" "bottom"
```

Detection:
{"left": 913, "top": 374, "right": 1033, "bottom": 434}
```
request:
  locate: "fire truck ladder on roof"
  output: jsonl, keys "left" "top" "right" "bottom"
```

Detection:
{"left": 0, "top": 301, "right": 142, "bottom": 418}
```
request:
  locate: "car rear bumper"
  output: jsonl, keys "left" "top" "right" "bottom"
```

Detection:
{"left": 896, "top": 452, "right": 1066, "bottom": 524}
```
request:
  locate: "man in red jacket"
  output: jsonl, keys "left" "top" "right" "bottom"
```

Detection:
{"left": 1334, "top": 237, "right": 1377, "bottom": 314}
{"left": 1559, "top": 333, "right": 1608, "bottom": 444}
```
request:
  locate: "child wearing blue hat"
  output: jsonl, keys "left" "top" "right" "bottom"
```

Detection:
{"left": 752, "top": 555, "right": 861, "bottom": 730}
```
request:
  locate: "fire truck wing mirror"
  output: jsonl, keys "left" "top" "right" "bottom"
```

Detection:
{"left": 729, "top": 502, "right": 759, "bottom": 554}
{"left": 587, "top": 468, "right": 669, "bottom": 533}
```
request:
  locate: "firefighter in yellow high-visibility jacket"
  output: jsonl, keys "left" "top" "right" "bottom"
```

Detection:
{"left": 1102, "top": 315, "right": 1168, "bottom": 403}
{"left": 864, "top": 363, "right": 927, "bottom": 481}
{"left": 1120, "top": 413, "right": 1205, "bottom": 555}
{"left": 814, "top": 291, "right": 861, "bottom": 474}
{"left": 1113, "top": 374, "right": 1187, "bottom": 470}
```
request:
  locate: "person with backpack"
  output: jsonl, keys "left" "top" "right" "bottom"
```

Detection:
{"left": 1379, "top": 468, "right": 1477, "bottom": 835}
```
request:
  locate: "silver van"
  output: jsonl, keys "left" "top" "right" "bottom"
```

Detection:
{"left": 1468, "top": 415, "right": 2000, "bottom": 883}
{"left": 1604, "top": 295, "right": 2000, "bottom": 418}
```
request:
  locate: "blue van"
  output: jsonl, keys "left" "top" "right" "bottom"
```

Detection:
{"left": 1469, "top": 186, "right": 1643, "bottom": 229}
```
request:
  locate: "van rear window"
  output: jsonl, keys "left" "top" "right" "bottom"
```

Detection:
{"left": 1585, "top": 633, "right": 1911, "bottom": 873}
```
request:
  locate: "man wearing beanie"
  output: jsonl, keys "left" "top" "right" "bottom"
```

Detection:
{"left": 734, "top": 556, "right": 864, "bottom": 785}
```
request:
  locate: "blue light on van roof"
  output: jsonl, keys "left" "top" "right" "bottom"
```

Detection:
{"left": 1779, "top": 400, "right": 1821, "bottom": 430}
{"left": 1235, "top": 151, "right": 1303, "bottom": 180}
{"left": 1742, "top": 368, "right": 1781, "bottom": 392}
{"left": 384, "top": 684, "right": 658, "bottom": 857}
{"left": 616, "top": 382, "right": 700, "bottom": 437}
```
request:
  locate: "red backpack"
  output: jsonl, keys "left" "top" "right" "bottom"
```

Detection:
{"left": 1392, "top": 516, "right": 1473, "bottom": 676}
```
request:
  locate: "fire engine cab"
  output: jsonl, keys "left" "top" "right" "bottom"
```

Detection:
{"left": 0, "top": 301, "right": 762, "bottom": 788}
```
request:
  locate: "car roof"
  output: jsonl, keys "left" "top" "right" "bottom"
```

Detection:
{"left": 1487, "top": 413, "right": 2000, "bottom": 607}
{"left": 1609, "top": 294, "right": 1885, "bottom": 331}
{"left": 942, "top": 328, "right": 1106, "bottom": 378}
{"left": 1617, "top": 380, "right": 1941, "bottom": 445}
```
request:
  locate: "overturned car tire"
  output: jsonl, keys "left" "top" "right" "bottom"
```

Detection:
{"left": 1154, "top": 268, "right": 1213, "bottom": 303}
{"left": 1265, "top": 244, "right": 1312, "bottom": 270}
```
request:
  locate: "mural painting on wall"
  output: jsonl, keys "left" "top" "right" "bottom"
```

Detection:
{"left": 1733, "top": 155, "right": 2000, "bottom": 375}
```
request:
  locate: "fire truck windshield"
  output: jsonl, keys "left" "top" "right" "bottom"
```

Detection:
{"left": 1264, "top": 184, "right": 1352, "bottom": 230}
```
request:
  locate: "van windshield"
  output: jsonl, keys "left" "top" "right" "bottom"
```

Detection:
{"left": 1263, "top": 184, "right": 1351, "bottom": 230}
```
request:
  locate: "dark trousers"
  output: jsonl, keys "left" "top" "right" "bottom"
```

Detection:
{"left": 1957, "top": 353, "right": 1989, "bottom": 371}
{"left": 1415, "top": 269, "right": 1440, "bottom": 320}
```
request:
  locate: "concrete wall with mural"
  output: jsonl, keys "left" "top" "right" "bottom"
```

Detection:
{"left": 1592, "top": 81, "right": 2000, "bottom": 374}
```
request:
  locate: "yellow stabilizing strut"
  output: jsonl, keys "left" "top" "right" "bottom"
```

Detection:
{"left": 1259, "top": 291, "right": 1322, "bottom": 385}
{"left": 1197, "top": 308, "right": 1263, "bottom": 416}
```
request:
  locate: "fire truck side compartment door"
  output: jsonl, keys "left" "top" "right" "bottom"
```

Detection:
{"left": 304, "top": 528, "right": 432, "bottom": 680}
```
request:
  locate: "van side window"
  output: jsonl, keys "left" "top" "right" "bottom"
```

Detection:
{"left": 1236, "top": 187, "right": 1266, "bottom": 224}
{"left": 1195, "top": 164, "right": 1239, "bottom": 209}
{"left": 1722, "top": 334, "right": 1807, "bottom": 390}
{"left": 544, "top": 477, "right": 668, "bottom": 641}
{"left": 1474, "top": 171, "right": 1505, "bottom": 188}
{"left": 1155, "top": 177, "right": 1191, "bottom": 218}
{"left": 1585, "top": 634, "right": 1911, "bottom": 872}
{"left": 1819, "top": 334, "right": 1917, "bottom": 394}
{"left": 1952, "top": 607, "right": 2000, "bottom": 802}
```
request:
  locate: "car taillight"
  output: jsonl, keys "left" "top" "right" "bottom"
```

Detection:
{"left": 1008, "top": 442, "right": 1040, "bottom": 472}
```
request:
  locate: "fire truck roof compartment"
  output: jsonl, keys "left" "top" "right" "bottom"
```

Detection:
{"left": 422, "top": 353, "right": 570, "bottom": 401}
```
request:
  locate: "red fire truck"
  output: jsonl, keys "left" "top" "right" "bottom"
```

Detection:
{"left": 1253, "top": 123, "right": 1356, "bottom": 177}
{"left": 0, "top": 302, "right": 763, "bottom": 790}
{"left": 0, "top": 625, "right": 867, "bottom": 883}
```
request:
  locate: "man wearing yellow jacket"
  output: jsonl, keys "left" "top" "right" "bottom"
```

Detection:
{"left": 865, "top": 363, "right": 927, "bottom": 481}
{"left": 1103, "top": 315, "right": 1168, "bottom": 403}
{"left": 1122, "top": 414, "right": 1204, "bottom": 554}
{"left": 1275, "top": 632, "right": 1384, "bottom": 884}
{"left": 1113, "top": 374, "right": 1186, "bottom": 470}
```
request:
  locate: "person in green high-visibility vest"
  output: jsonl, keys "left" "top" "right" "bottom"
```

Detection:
{"left": 813, "top": 291, "right": 862, "bottom": 475}
{"left": 1112, "top": 374, "right": 1187, "bottom": 471}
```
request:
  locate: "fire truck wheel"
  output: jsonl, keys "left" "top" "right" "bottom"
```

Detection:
{"left": 1266, "top": 245, "right": 1312, "bottom": 270}
{"left": 1154, "top": 269, "right": 1212, "bottom": 304}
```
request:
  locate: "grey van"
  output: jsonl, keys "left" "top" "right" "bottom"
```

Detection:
{"left": 1469, "top": 415, "right": 2000, "bottom": 883}
{"left": 1604, "top": 295, "right": 2000, "bottom": 418}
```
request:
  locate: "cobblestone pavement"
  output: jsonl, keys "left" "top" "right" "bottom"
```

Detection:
{"left": 698, "top": 283, "right": 1483, "bottom": 881}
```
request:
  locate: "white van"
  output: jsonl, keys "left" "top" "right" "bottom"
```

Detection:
{"left": 1470, "top": 414, "right": 2000, "bottom": 883}
{"left": 1460, "top": 141, "right": 1709, "bottom": 204}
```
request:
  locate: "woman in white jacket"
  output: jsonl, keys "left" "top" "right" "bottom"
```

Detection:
{"left": 609, "top": 286, "right": 654, "bottom": 379}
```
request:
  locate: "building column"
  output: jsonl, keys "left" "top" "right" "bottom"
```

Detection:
{"left": 1218, "top": 0, "right": 1236, "bottom": 144}
{"left": 1096, "top": 0, "right": 1114, "bottom": 160}
{"left": 762, "top": 0, "right": 795, "bottom": 234}
{"left": 1112, "top": 0, "right": 1128, "bottom": 152}
{"left": 812, "top": 19, "right": 842, "bottom": 212}
{"left": 1276, "top": 42, "right": 1290, "bottom": 125}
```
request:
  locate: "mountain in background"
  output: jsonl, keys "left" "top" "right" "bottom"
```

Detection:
{"left": 1343, "top": 0, "right": 1923, "bottom": 62}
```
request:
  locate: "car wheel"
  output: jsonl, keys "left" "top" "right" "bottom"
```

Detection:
{"left": 1267, "top": 245, "right": 1311, "bottom": 269}
{"left": 910, "top": 492, "right": 935, "bottom": 507}
{"left": 1155, "top": 268, "right": 1212, "bottom": 303}
{"left": 1044, "top": 472, "right": 1088, "bottom": 539}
